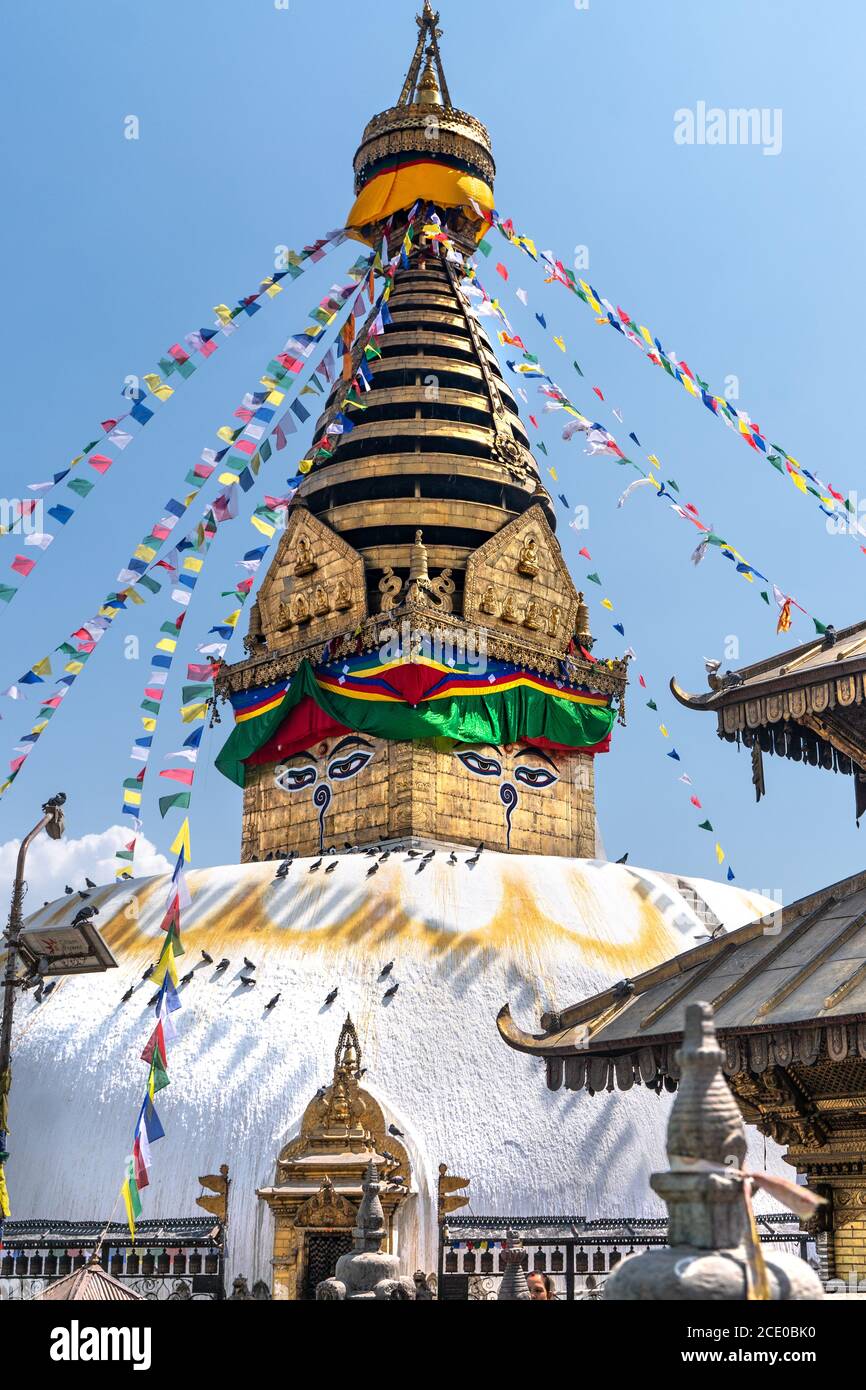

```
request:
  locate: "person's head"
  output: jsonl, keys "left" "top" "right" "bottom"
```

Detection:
{"left": 527, "top": 1271, "right": 556, "bottom": 1301}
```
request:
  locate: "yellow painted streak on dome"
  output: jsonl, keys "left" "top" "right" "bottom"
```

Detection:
{"left": 94, "top": 864, "right": 682, "bottom": 991}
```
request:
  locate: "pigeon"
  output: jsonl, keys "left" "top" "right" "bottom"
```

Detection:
{"left": 696, "top": 925, "right": 727, "bottom": 943}
{"left": 64, "top": 885, "right": 74, "bottom": 895}
{"left": 315, "top": 1086, "right": 328, "bottom": 1101}
{"left": 147, "top": 991, "right": 161, "bottom": 1007}
{"left": 37, "top": 980, "right": 56, "bottom": 1001}
{"left": 216, "top": 958, "right": 230, "bottom": 972}
{"left": 365, "top": 848, "right": 378, "bottom": 858}
{"left": 85, "top": 877, "right": 97, "bottom": 889}
{"left": 343, "top": 842, "right": 353, "bottom": 851}
{"left": 78, "top": 890, "right": 91, "bottom": 900}
{"left": 378, "top": 851, "right": 391, "bottom": 863}
{"left": 422, "top": 850, "right": 435, "bottom": 862}
{"left": 240, "top": 976, "right": 257, "bottom": 988}
{"left": 388, "top": 1124, "right": 405, "bottom": 1139}
{"left": 325, "top": 861, "right": 338, "bottom": 874}
{"left": 381, "top": 1150, "right": 399, "bottom": 1166}
{"left": 616, "top": 852, "right": 629, "bottom": 865}
{"left": 243, "top": 958, "right": 256, "bottom": 972}
{"left": 121, "top": 987, "right": 135, "bottom": 1003}
{"left": 266, "top": 994, "right": 281, "bottom": 1010}
{"left": 180, "top": 971, "right": 194, "bottom": 986}
{"left": 357, "top": 1067, "right": 367, "bottom": 1078}
{"left": 142, "top": 963, "right": 156, "bottom": 981}
{"left": 274, "top": 860, "right": 293, "bottom": 880}
{"left": 383, "top": 983, "right": 400, "bottom": 1000}
{"left": 387, "top": 1175, "right": 406, "bottom": 1188}
{"left": 201, "top": 950, "right": 213, "bottom": 964}
{"left": 309, "top": 859, "right": 322, "bottom": 873}
{"left": 72, "top": 905, "right": 98, "bottom": 927}
{"left": 324, "top": 987, "right": 339, "bottom": 1006}
{"left": 466, "top": 851, "right": 482, "bottom": 867}
{"left": 448, "top": 852, "right": 457, "bottom": 865}
{"left": 367, "top": 864, "right": 380, "bottom": 878}
{"left": 380, "top": 961, "right": 394, "bottom": 978}
{"left": 406, "top": 850, "right": 423, "bottom": 860}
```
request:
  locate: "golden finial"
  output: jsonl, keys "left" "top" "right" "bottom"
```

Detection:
{"left": 417, "top": 47, "right": 442, "bottom": 107}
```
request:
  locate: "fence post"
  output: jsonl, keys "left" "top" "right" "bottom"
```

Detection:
{"left": 565, "top": 1240, "right": 575, "bottom": 1301}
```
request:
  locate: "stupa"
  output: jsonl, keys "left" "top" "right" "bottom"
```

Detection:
{"left": 1, "top": 3, "right": 777, "bottom": 1299}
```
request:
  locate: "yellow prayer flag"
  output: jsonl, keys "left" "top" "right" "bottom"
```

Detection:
{"left": 32, "top": 657, "right": 52, "bottom": 677}
{"left": 250, "top": 516, "right": 276, "bottom": 537}
{"left": 548, "top": 468, "right": 558, "bottom": 482}
{"left": 156, "top": 638, "right": 177, "bottom": 654}
{"left": 143, "top": 374, "right": 173, "bottom": 402}
{"left": 123, "top": 790, "right": 142, "bottom": 807}
{"left": 266, "top": 390, "right": 285, "bottom": 406}
{"left": 183, "top": 556, "right": 204, "bottom": 573}
{"left": 133, "top": 544, "right": 157, "bottom": 564}
{"left": 214, "top": 304, "right": 232, "bottom": 322}
{"left": 259, "top": 375, "right": 278, "bottom": 390}
{"left": 789, "top": 471, "right": 807, "bottom": 494}
{"left": 122, "top": 1179, "right": 136, "bottom": 1241}
{"left": 218, "top": 472, "right": 240, "bottom": 486}
{"left": 31, "top": 721, "right": 48, "bottom": 736}
{"left": 217, "top": 426, "right": 235, "bottom": 444}
{"left": 65, "top": 661, "right": 84, "bottom": 675}
{"left": 659, "top": 724, "right": 669, "bottom": 738}
{"left": 126, "top": 588, "right": 146, "bottom": 605}
{"left": 0, "top": 1164, "right": 11, "bottom": 1219}
{"left": 601, "top": 599, "right": 613, "bottom": 611}
{"left": 224, "top": 610, "right": 241, "bottom": 628}
{"left": 181, "top": 701, "right": 208, "bottom": 724}
{"left": 640, "top": 326, "right": 654, "bottom": 346}
{"left": 553, "top": 336, "right": 566, "bottom": 352}
{"left": 715, "top": 844, "right": 725, "bottom": 865}
{"left": 141, "top": 717, "right": 157, "bottom": 733}
{"left": 170, "top": 816, "right": 192, "bottom": 862}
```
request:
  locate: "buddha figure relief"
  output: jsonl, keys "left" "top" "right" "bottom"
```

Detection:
{"left": 517, "top": 534, "right": 540, "bottom": 577}
{"left": 501, "top": 593, "right": 519, "bottom": 624}
{"left": 295, "top": 535, "right": 317, "bottom": 576}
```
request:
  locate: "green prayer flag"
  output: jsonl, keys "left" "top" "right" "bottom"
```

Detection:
{"left": 813, "top": 620, "right": 829, "bottom": 636}
{"left": 760, "top": 591, "right": 770, "bottom": 605}
{"left": 647, "top": 700, "right": 658, "bottom": 711}
{"left": 573, "top": 361, "right": 584, "bottom": 376}
{"left": 67, "top": 477, "right": 95, "bottom": 498}
{"left": 159, "top": 791, "right": 191, "bottom": 819}
{"left": 698, "top": 820, "right": 714, "bottom": 832}
{"left": 586, "top": 572, "right": 602, "bottom": 586}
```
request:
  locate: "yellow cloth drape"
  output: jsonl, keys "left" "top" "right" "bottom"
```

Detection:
{"left": 347, "top": 162, "right": 494, "bottom": 238}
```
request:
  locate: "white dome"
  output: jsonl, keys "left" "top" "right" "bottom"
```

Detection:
{"left": 6, "top": 852, "right": 777, "bottom": 1284}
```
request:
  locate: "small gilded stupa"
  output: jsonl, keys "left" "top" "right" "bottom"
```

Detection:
{"left": 5, "top": 5, "right": 777, "bottom": 1300}
{"left": 217, "top": 0, "right": 625, "bottom": 862}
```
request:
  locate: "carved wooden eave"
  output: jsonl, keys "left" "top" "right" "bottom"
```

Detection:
{"left": 219, "top": 604, "right": 629, "bottom": 711}
{"left": 671, "top": 620, "right": 866, "bottom": 815}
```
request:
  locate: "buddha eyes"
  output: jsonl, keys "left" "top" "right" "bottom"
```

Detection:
{"left": 328, "top": 750, "right": 374, "bottom": 781}
{"left": 514, "top": 765, "right": 558, "bottom": 789}
{"left": 276, "top": 764, "right": 318, "bottom": 792}
{"left": 456, "top": 751, "right": 502, "bottom": 778}
{"left": 456, "top": 750, "right": 559, "bottom": 789}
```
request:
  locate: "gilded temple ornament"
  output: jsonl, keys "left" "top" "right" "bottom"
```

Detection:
{"left": 334, "top": 579, "right": 352, "bottom": 611}
{"left": 379, "top": 567, "right": 403, "bottom": 613}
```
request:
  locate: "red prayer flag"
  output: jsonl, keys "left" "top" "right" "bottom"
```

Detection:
{"left": 159, "top": 768, "right": 195, "bottom": 786}
{"left": 88, "top": 454, "right": 114, "bottom": 473}
{"left": 690, "top": 796, "right": 703, "bottom": 809}
{"left": 593, "top": 387, "right": 604, "bottom": 401}
{"left": 579, "top": 548, "right": 592, "bottom": 561}
{"left": 495, "top": 263, "right": 509, "bottom": 280}
{"left": 11, "top": 555, "right": 35, "bottom": 577}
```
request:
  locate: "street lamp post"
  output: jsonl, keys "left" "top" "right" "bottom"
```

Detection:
{"left": 0, "top": 794, "right": 67, "bottom": 1236}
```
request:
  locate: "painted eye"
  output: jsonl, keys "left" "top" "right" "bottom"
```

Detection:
{"left": 456, "top": 751, "right": 502, "bottom": 778}
{"left": 276, "top": 765, "right": 317, "bottom": 792}
{"left": 514, "top": 765, "right": 558, "bottom": 789}
{"left": 328, "top": 751, "right": 373, "bottom": 782}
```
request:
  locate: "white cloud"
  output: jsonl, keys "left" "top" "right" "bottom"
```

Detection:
{"left": 0, "top": 825, "right": 171, "bottom": 915}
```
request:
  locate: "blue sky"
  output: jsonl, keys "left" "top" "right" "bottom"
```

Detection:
{"left": 1, "top": 0, "right": 863, "bottom": 907}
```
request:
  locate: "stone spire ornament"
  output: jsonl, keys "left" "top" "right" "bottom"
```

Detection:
{"left": 316, "top": 1161, "right": 416, "bottom": 1300}
{"left": 497, "top": 1231, "right": 531, "bottom": 1301}
{"left": 603, "top": 1002, "right": 823, "bottom": 1301}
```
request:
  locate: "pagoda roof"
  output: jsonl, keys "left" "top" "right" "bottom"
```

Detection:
{"left": 31, "top": 1255, "right": 144, "bottom": 1301}
{"left": 498, "top": 866, "right": 866, "bottom": 1092}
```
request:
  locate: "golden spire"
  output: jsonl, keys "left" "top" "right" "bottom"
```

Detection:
{"left": 398, "top": 2, "right": 452, "bottom": 109}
